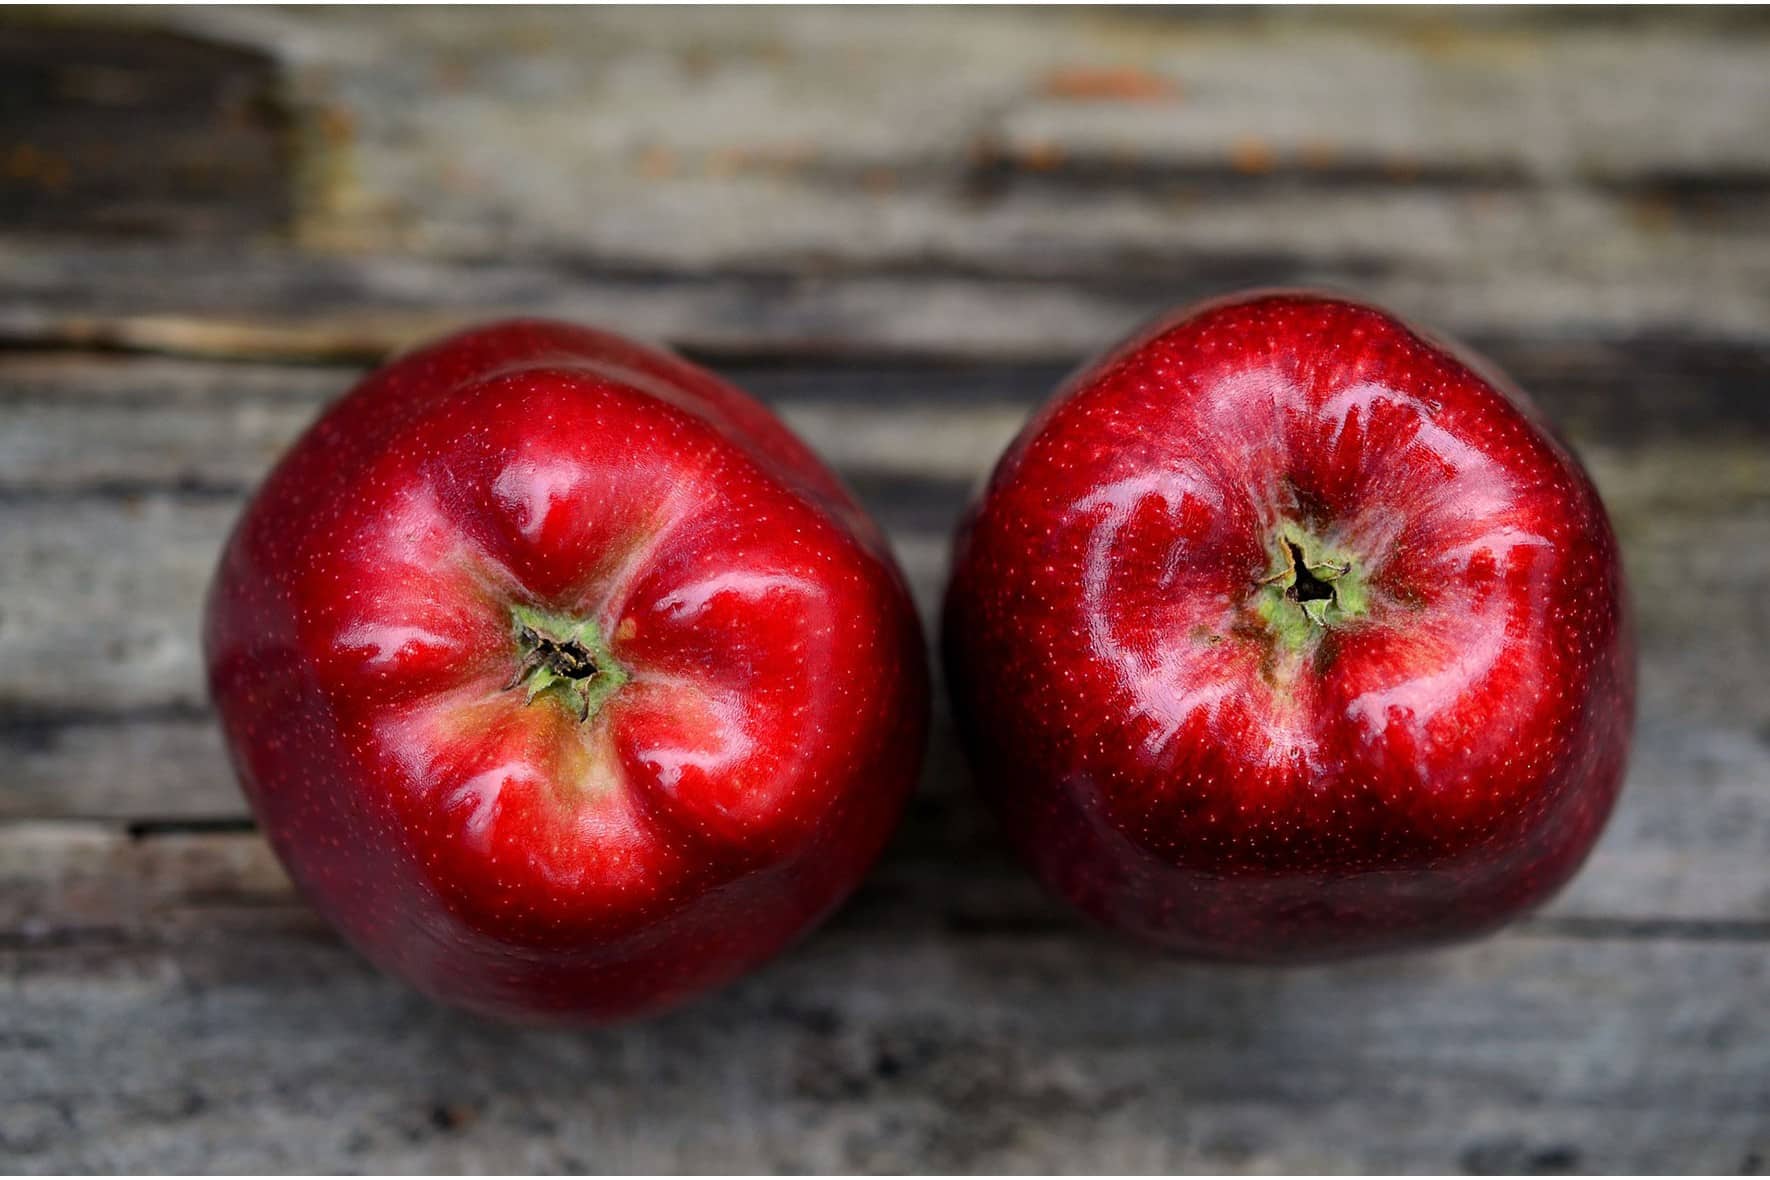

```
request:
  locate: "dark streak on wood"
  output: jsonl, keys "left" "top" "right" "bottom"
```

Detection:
{"left": 973, "top": 153, "right": 1770, "bottom": 205}
{"left": 0, "top": 473, "right": 973, "bottom": 537}
{"left": 8, "top": 332, "right": 1770, "bottom": 439}
{"left": 0, "top": 23, "right": 292, "bottom": 239}
{"left": 730, "top": 338, "right": 1770, "bottom": 444}
{"left": 0, "top": 477, "right": 253, "bottom": 503}
{"left": 5, "top": 815, "right": 1770, "bottom": 949}
{"left": 957, "top": 148, "right": 1770, "bottom": 207}
{"left": 122, "top": 817, "right": 257, "bottom": 839}
{"left": 0, "top": 9, "right": 1767, "bottom": 1172}
{"left": 1521, "top": 915, "right": 1770, "bottom": 943}
{"left": 0, "top": 700, "right": 212, "bottom": 737}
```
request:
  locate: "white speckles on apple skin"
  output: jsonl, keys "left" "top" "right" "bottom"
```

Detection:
{"left": 945, "top": 291, "right": 1635, "bottom": 962}
{"left": 206, "top": 319, "right": 928, "bottom": 1024}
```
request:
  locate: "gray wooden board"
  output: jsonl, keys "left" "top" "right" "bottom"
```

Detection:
{"left": 1, "top": 874, "right": 1767, "bottom": 1173}
{"left": 7, "top": 243, "right": 1770, "bottom": 363}
{"left": 2, "top": 5, "right": 1769, "bottom": 1174}
{"left": 2, "top": 349, "right": 1768, "bottom": 1173}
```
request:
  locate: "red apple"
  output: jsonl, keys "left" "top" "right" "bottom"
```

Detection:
{"left": 206, "top": 320, "right": 927, "bottom": 1022}
{"left": 944, "top": 291, "right": 1634, "bottom": 960}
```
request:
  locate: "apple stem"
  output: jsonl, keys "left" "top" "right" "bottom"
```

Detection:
{"left": 1250, "top": 528, "right": 1370, "bottom": 653}
{"left": 505, "top": 604, "right": 629, "bottom": 723}
{"left": 1281, "top": 539, "right": 1344, "bottom": 608}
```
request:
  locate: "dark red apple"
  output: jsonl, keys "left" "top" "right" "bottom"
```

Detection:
{"left": 206, "top": 319, "right": 927, "bottom": 1022}
{"left": 944, "top": 291, "right": 1634, "bottom": 960}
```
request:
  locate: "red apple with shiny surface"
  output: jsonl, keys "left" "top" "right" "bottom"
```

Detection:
{"left": 206, "top": 320, "right": 927, "bottom": 1022}
{"left": 944, "top": 292, "right": 1634, "bottom": 960}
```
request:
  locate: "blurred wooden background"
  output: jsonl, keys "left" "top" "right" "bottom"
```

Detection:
{"left": 2, "top": 6, "right": 1768, "bottom": 1172}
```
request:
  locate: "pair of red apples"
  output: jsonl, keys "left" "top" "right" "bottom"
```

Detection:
{"left": 206, "top": 291, "right": 1635, "bottom": 1024}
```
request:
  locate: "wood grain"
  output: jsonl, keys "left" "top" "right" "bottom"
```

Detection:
{"left": 3, "top": 821, "right": 1767, "bottom": 1172}
{"left": 0, "top": 24, "right": 289, "bottom": 238}
{"left": 1, "top": 353, "right": 1766, "bottom": 928}
{"left": 2, "top": 6, "right": 1768, "bottom": 1173}
{"left": 157, "top": 7, "right": 1770, "bottom": 263}
{"left": 6, "top": 242, "right": 1770, "bottom": 363}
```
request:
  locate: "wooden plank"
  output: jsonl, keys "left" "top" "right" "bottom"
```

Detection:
{"left": 0, "top": 249, "right": 1190, "bottom": 362}
{"left": 5, "top": 339, "right": 1770, "bottom": 498}
{"left": 4, "top": 11, "right": 1766, "bottom": 364}
{"left": 2, "top": 345, "right": 1767, "bottom": 926}
{"left": 6, "top": 688, "right": 1770, "bottom": 926}
{"left": 4, "top": 11, "right": 1764, "bottom": 364}
{"left": 0, "top": 353, "right": 356, "bottom": 407}
{"left": 0, "top": 710, "right": 236, "bottom": 823}
{"left": 0, "top": 24, "right": 289, "bottom": 238}
{"left": 2, "top": 354, "right": 1767, "bottom": 925}
{"left": 5, "top": 810, "right": 1768, "bottom": 962}
{"left": 124, "top": 6, "right": 1770, "bottom": 272}
{"left": 0, "top": 392, "right": 1030, "bottom": 493}
{"left": 0, "top": 497, "right": 945, "bottom": 716}
{"left": 0, "top": 820, "right": 1766, "bottom": 1172}
{"left": 0, "top": 10, "right": 1765, "bottom": 1173}
{"left": 5, "top": 639, "right": 1770, "bottom": 925}
{"left": 8, "top": 241, "right": 1770, "bottom": 366}
{"left": 0, "top": 497, "right": 229, "bottom": 715}
{"left": 0, "top": 410, "right": 1764, "bottom": 713}
{"left": 8, "top": 333, "right": 1770, "bottom": 427}
{"left": 0, "top": 464, "right": 1766, "bottom": 925}
{"left": 7, "top": 10, "right": 1766, "bottom": 338}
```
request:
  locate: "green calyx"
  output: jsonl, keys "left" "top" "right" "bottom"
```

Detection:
{"left": 1251, "top": 529, "right": 1370, "bottom": 653}
{"left": 504, "top": 603, "right": 629, "bottom": 723}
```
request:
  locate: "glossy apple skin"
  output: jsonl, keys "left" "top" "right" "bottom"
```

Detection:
{"left": 206, "top": 320, "right": 928, "bottom": 1022}
{"left": 944, "top": 292, "right": 1634, "bottom": 961}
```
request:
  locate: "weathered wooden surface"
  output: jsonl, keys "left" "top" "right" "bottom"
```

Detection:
{"left": 2, "top": 6, "right": 1768, "bottom": 1174}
